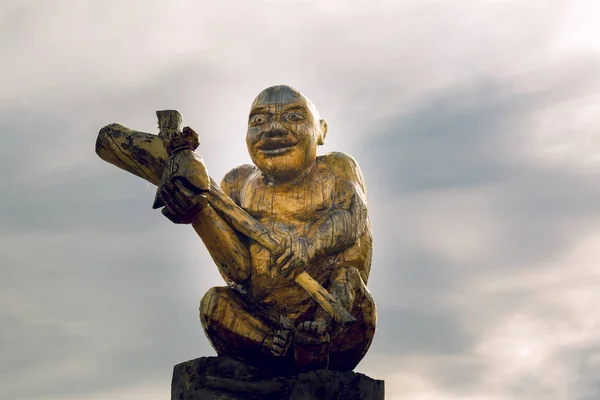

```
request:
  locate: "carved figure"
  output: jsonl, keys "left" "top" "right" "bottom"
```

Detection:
{"left": 96, "top": 85, "right": 376, "bottom": 372}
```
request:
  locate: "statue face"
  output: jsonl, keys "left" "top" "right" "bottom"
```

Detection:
{"left": 246, "top": 86, "right": 323, "bottom": 182}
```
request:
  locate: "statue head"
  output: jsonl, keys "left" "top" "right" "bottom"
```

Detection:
{"left": 246, "top": 85, "right": 328, "bottom": 183}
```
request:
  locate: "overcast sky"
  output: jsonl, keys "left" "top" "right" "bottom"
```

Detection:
{"left": 2, "top": 0, "right": 600, "bottom": 399}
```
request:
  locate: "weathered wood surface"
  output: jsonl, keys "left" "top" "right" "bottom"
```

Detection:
{"left": 97, "top": 85, "right": 377, "bottom": 373}
{"left": 96, "top": 123, "right": 166, "bottom": 185}
{"left": 207, "top": 179, "right": 356, "bottom": 327}
{"left": 151, "top": 110, "right": 209, "bottom": 219}
{"left": 95, "top": 121, "right": 355, "bottom": 326}
{"left": 171, "top": 357, "right": 384, "bottom": 400}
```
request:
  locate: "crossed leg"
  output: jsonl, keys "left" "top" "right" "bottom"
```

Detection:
{"left": 199, "top": 266, "right": 376, "bottom": 372}
{"left": 199, "top": 286, "right": 292, "bottom": 369}
{"left": 294, "top": 265, "right": 377, "bottom": 371}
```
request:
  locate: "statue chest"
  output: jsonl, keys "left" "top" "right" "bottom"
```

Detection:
{"left": 238, "top": 174, "right": 335, "bottom": 227}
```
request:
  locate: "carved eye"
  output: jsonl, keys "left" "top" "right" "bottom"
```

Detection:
{"left": 285, "top": 112, "right": 303, "bottom": 122}
{"left": 250, "top": 115, "right": 266, "bottom": 126}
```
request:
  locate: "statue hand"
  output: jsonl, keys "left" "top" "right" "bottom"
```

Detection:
{"left": 156, "top": 179, "right": 208, "bottom": 224}
{"left": 296, "top": 317, "right": 333, "bottom": 344}
{"left": 271, "top": 234, "right": 313, "bottom": 279}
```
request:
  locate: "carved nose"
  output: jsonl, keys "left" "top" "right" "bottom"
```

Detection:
{"left": 263, "top": 122, "right": 287, "bottom": 138}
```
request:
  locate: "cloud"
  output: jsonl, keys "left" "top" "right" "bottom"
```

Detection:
{"left": 355, "top": 60, "right": 600, "bottom": 398}
{"left": 2, "top": 0, "right": 600, "bottom": 399}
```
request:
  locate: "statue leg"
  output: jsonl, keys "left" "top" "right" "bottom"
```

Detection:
{"left": 199, "top": 286, "right": 292, "bottom": 369}
{"left": 328, "top": 265, "right": 377, "bottom": 371}
{"left": 294, "top": 265, "right": 377, "bottom": 371}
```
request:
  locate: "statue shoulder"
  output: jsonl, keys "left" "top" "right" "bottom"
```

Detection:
{"left": 221, "top": 164, "right": 257, "bottom": 204}
{"left": 320, "top": 152, "right": 367, "bottom": 193}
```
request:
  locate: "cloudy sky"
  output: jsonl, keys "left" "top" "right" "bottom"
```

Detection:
{"left": 2, "top": 0, "right": 600, "bottom": 399}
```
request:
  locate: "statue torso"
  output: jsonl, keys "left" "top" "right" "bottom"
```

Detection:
{"left": 232, "top": 155, "right": 372, "bottom": 318}
{"left": 237, "top": 159, "right": 334, "bottom": 312}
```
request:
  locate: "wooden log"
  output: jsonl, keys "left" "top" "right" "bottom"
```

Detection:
{"left": 96, "top": 123, "right": 166, "bottom": 185}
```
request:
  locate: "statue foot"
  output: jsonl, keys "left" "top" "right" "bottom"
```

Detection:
{"left": 266, "top": 328, "right": 292, "bottom": 357}
{"left": 294, "top": 319, "right": 332, "bottom": 370}
{"left": 295, "top": 320, "right": 331, "bottom": 344}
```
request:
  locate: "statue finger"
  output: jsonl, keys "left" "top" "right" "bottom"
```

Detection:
{"left": 156, "top": 189, "right": 177, "bottom": 215}
{"left": 276, "top": 248, "right": 293, "bottom": 267}
{"left": 282, "top": 258, "right": 305, "bottom": 278}
{"left": 160, "top": 187, "right": 185, "bottom": 215}
{"left": 167, "top": 181, "right": 191, "bottom": 208}
{"left": 171, "top": 190, "right": 193, "bottom": 210}
{"left": 316, "top": 322, "right": 327, "bottom": 336}
{"left": 163, "top": 180, "right": 177, "bottom": 195}
{"left": 161, "top": 207, "right": 180, "bottom": 223}
{"left": 272, "top": 341, "right": 284, "bottom": 351}
{"left": 272, "top": 236, "right": 290, "bottom": 258}
{"left": 169, "top": 181, "right": 195, "bottom": 208}
{"left": 174, "top": 180, "right": 197, "bottom": 200}
{"left": 279, "top": 315, "right": 293, "bottom": 330}
{"left": 271, "top": 348, "right": 283, "bottom": 357}
{"left": 278, "top": 255, "right": 296, "bottom": 277}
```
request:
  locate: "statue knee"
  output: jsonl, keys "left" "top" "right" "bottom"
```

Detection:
{"left": 199, "top": 286, "right": 230, "bottom": 327}
{"left": 329, "top": 265, "right": 366, "bottom": 301}
{"left": 347, "top": 265, "right": 363, "bottom": 283}
{"left": 332, "top": 265, "right": 364, "bottom": 285}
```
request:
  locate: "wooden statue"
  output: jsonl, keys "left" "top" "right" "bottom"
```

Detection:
{"left": 96, "top": 85, "right": 377, "bottom": 373}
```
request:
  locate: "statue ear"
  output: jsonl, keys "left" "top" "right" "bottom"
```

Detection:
{"left": 318, "top": 119, "right": 328, "bottom": 145}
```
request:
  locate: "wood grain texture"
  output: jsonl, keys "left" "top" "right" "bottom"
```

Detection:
{"left": 207, "top": 180, "right": 356, "bottom": 326}
{"left": 96, "top": 123, "right": 166, "bottom": 185}
{"left": 96, "top": 85, "right": 377, "bottom": 373}
{"left": 96, "top": 124, "right": 351, "bottom": 325}
{"left": 171, "top": 356, "right": 385, "bottom": 400}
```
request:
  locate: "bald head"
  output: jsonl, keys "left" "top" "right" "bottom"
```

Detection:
{"left": 251, "top": 85, "right": 321, "bottom": 123}
{"left": 246, "top": 85, "right": 328, "bottom": 182}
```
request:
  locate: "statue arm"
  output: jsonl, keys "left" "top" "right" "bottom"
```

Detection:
{"left": 305, "top": 153, "right": 368, "bottom": 261}
{"left": 190, "top": 165, "right": 255, "bottom": 286}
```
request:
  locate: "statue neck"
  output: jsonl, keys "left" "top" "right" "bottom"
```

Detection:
{"left": 262, "top": 162, "right": 315, "bottom": 186}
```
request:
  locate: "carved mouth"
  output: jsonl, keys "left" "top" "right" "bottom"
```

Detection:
{"left": 257, "top": 139, "right": 297, "bottom": 154}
